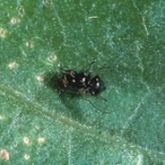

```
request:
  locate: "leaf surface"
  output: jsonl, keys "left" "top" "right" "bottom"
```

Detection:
{"left": 0, "top": 0, "right": 165, "bottom": 164}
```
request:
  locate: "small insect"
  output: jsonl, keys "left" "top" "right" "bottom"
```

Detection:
{"left": 44, "top": 66, "right": 109, "bottom": 114}
{"left": 57, "top": 70, "right": 106, "bottom": 96}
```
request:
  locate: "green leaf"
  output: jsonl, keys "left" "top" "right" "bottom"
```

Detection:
{"left": 0, "top": 0, "right": 165, "bottom": 164}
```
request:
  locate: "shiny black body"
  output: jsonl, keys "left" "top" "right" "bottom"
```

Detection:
{"left": 58, "top": 70, "right": 106, "bottom": 95}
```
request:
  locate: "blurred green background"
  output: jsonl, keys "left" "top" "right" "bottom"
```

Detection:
{"left": 0, "top": 0, "right": 165, "bottom": 164}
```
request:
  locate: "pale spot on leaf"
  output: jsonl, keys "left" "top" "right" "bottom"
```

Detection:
{"left": 0, "top": 27, "right": 8, "bottom": 38}
{"left": 8, "top": 62, "right": 19, "bottom": 70}
{"left": 17, "top": 6, "right": 25, "bottom": 17}
{"left": 34, "top": 125, "right": 40, "bottom": 130}
{"left": 10, "top": 17, "right": 21, "bottom": 25}
{"left": 37, "top": 137, "right": 46, "bottom": 144}
{"left": 88, "top": 16, "right": 99, "bottom": 19}
{"left": 36, "top": 75, "right": 44, "bottom": 82}
{"left": 24, "top": 154, "right": 30, "bottom": 160}
{"left": 25, "top": 41, "right": 34, "bottom": 49}
{"left": 0, "top": 115, "right": 5, "bottom": 121}
{"left": 23, "top": 137, "right": 31, "bottom": 146}
{"left": 47, "top": 52, "right": 57, "bottom": 63}
{"left": 0, "top": 149, "right": 10, "bottom": 161}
